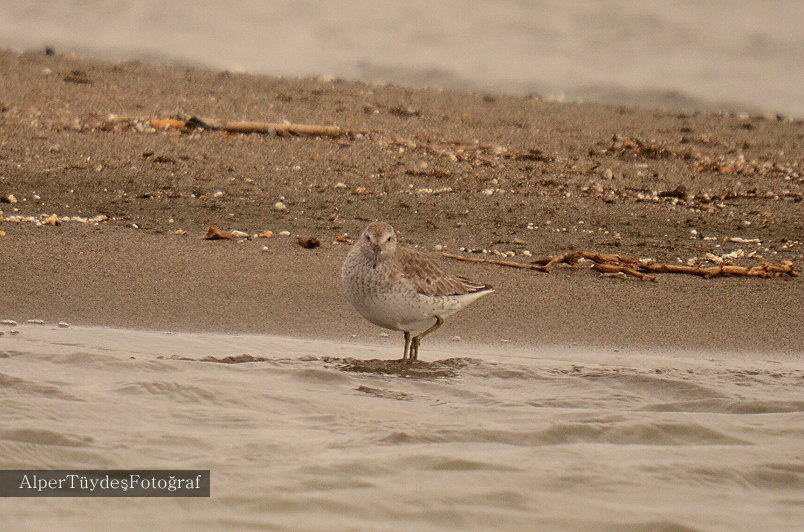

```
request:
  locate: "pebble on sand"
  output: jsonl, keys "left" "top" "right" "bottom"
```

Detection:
{"left": 1, "top": 320, "right": 16, "bottom": 326}
{"left": 26, "top": 319, "right": 45, "bottom": 325}
{"left": 296, "top": 235, "right": 321, "bottom": 249}
{"left": 58, "top": 322, "right": 70, "bottom": 328}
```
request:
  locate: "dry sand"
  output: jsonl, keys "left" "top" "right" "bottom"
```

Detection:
{"left": 0, "top": 49, "right": 803, "bottom": 530}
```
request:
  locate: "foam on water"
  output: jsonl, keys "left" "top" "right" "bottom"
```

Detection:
{"left": 0, "top": 324, "right": 802, "bottom": 531}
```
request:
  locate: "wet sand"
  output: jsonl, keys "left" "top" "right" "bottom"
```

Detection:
{"left": 2, "top": 223, "right": 802, "bottom": 354}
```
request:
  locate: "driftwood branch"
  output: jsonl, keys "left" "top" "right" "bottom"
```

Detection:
{"left": 592, "top": 263, "right": 657, "bottom": 281}
{"left": 184, "top": 117, "right": 343, "bottom": 137}
{"left": 441, "top": 251, "right": 798, "bottom": 281}
{"left": 638, "top": 261, "right": 798, "bottom": 279}
{"left": 106, "top": 115, "right": 345, "bottom": 137}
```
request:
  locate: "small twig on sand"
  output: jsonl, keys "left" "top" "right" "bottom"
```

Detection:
{"left": 439, "top": 252, "right": 549, "bottom": 272}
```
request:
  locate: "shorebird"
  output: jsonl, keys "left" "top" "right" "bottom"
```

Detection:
{"left": 341, "top": 221, "right": 493, "bottom": 362}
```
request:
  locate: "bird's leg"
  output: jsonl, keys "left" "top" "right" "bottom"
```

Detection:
{"left": 410, "top": 316, "right": 444, "bottom": 361}
{"left": 403, "top": 331, "right": 412, "bottom": 362}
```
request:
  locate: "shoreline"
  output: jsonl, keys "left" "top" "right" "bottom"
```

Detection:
{"left": 4, "top": 323, "right": 803, "bottom": 365}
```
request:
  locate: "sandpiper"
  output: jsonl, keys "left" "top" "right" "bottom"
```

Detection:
{"left": 341, "top": 221, "right": 493, "bottom": 362}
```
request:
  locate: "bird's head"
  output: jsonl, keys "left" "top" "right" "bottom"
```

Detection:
{"left": 358, "top": 221, "right": 398, "bottom": 267}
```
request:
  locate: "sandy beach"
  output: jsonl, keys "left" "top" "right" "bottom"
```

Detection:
{"left": 1, "top": 49, "right": 802, "bottom": 351}
{"left": 0, "top": 49, "right": 803, "bottom": 530}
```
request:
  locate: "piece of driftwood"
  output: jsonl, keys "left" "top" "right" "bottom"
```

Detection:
{"left": 592, "top": 263, "right": 657, "bottom": 281}
{"left": 441, "top": 250, "right": 798, "bottom": 281}
{"left": 439, "top": 252, "right": 549, "bottom": 272}
{"left": 530, "top": 251, "right": 588, "bottom": 271}
{"left": 554, "top": 252, "right": 797, "bottom": 279}
{"left": 105, "top": 115, "right": 344, "bottom": 137}
{"left": 185, "top": 117, "right": 343, "bottom": 137}
{"left": 639, "top": 261, "right": 798, "bottom": 279}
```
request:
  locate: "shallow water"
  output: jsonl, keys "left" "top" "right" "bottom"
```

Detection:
{"left": 1, "top": 325, "right": 802, "bottom": 531}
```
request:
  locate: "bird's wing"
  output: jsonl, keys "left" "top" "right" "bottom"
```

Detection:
{"left": 398, "top": 247, "right": 492, "bottom": 296}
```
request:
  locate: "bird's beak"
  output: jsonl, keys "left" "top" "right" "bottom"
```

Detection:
{"left": 372, "top": 245, "right": 381, "bottom": 268}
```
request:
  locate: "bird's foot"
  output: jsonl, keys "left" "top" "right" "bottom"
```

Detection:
{"left": 409, "top": 338, "right": 420, "bottom": 362}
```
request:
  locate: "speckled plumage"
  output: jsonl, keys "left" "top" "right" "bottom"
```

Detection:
{"left": 341, "top": 221, "right": 493, "bottom": 362}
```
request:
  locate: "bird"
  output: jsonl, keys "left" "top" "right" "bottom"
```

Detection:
{"left": 341, "top": 221, "right": 493, "bottom": 362}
